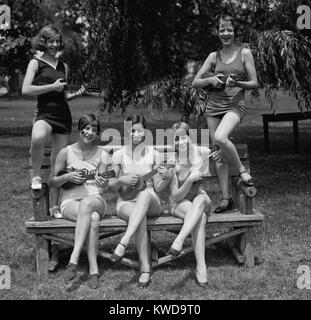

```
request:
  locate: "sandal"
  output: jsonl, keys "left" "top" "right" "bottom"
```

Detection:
{"left": 214, "top": 197, "right": 234, "bottom": 213}
{"left": 167, "top": 246, "right": 181, "bottom": 257}
{"left": 137, "top": 270, "right": 151, "bottom": 288}
{"left": 239, "top": 170, "right": 254, "bottom": 186}
{"left": 111, "top": 242, "right": 127, "bottom": 263}
{"left": 49, "top": 206, "right": 62, "bottom": 219}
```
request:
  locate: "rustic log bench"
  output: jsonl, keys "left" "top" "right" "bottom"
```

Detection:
{"left": 262, "top": 111, "right": 311, "bottom": 153}
{"left": 25, "top": 144, "right": 264, "bottom": 276}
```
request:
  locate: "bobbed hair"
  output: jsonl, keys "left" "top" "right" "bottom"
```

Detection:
{"left": 216, "top": 14, "right": 238, "bottom": 34}
{"left": 32, "top": 25, "right": 64, "bottom": 52}
{"left": 172, "top": 121, "right": 190, "bottom": 135}
{"left": 78, "top": 114, "right": 101, "bottom": 135}
{"left": 126, "top": 114, "right": 147, "bottom": 128}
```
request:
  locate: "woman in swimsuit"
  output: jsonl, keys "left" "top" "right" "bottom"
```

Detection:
{"left": 22, "top": 25, "right": 85, "bottom": 217}
{"left": 49, "top": 114, "right": 109, "bottom": 289}
{"left": 108, "top": 114, "right": 172, "bottom": 287}
{"left": 192, "top": 15, "right": 259, "bottom": 213}
{"left": 168, "top": 121, "right": 213, "bottom": 287}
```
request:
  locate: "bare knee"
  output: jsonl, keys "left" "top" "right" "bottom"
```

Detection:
{"left": 31, "top": 135, "right": 45, "bottom": 150}
{"left": 195, "top": 194, "right": 211, "bottom": 211}
{"left": 213, "top": 132, "right": 229, "bottom": 146}
{"left": 91, "top": 211, "right": 100, "bottom": 229}
{"left": 137, "top": 190, "right": 153, "bottom": 203}
{"left": 79, "top": 198, "right": 95, "bottom": 215}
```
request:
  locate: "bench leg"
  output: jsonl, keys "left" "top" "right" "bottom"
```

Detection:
{"left": 293, "top": 120, "right": 299, "bottom": 154}
{"left": 240, "top": 227, "right": 255, "bottom": 268}
{"left": 263, "top": 120, "right": 270, "bottom": 152}
{"left": 35, "top": 235, "right": 50, "bottom": 277}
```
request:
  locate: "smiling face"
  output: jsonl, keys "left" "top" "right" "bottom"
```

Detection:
{"left": 79, "top": 123, "right": 98, "bottom": 144}
{"left": 174, "top": 128, "right": 190, "bottom": 152}
{"left": 130, "top": 123, "right": 145, "bottom": 145}
{"left": 45, "top": 34, "right": 61, "bottom": 57}
{"left": 218, "top": 19, "right": 235, "bottom": 46}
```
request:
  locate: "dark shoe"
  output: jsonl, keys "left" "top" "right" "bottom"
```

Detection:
{"left": 239, "top": 170, "right": 254, "bottom": 186}
{"left": 48, "top": 244, "right": 59, "bottom": 272}
{"left": 111, "top": 242, "right": 127, "bottom": 263}
{"left": 167, "top": 246, "right": 181, "bottom": 257}
{"left": 214, "top": 197, "right": 234, "bottom": 213}
{"left": 194, "top": 272, "right": 208, "bottom": 288}
{"left": 137, "top": 271, "right": 151, "bottom": 288}
{"left": 63, "top": 263, "right": 78, "bottom": 282}
{"left": 87, "top": 273, "right": 100, "bottom": 290}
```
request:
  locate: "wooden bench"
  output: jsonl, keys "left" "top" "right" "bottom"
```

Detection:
{"left": 25, "top": 144, "right": 264, "bottom": 276}
{"left": 262, "top": 111, "right": 311, "bottom": 153}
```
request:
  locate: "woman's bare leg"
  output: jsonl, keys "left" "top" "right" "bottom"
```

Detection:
{"left": 63, "top": 197, "right": 105, "bottom": 265}
{"left": 49, "top": 133, "right": 68, "bottom": 210}
{"left": 213, "top": 112, "right": 251, "bottom": 181}
{"left": 171, "top": 194, "right": 211, "bottom": 251}
{"left": 30, "top": 120, "right": 52, "bottom": 177}
{"left": 116, "top": 195, "right": 160, "bottom": 283}
{"left": 172, "top": 197, "right": 209, "bottom": 282}
{"left": 115, "top": 190, "right": 161, "bottom": 253}
{"left": 206, "top": 116, "right": 230, "bottom": 199}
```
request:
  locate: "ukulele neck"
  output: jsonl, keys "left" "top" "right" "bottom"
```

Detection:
{"left": 141, "top": 169, "right": 158, "bottom": 182}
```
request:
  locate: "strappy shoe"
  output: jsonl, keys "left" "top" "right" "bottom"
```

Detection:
{"left": 239, "top": 170, "right": 254, "bottom": 186}
{"left": 111, "top": 242, "right": 127, "bottom": 263}
{"left": 167, "top": 246, "right": 181, "bottom": 257}
{"left": 49, "top": 206, "right": 62, "bottom": 219}
{"left": 214, "top": 197, "right": 234, "bottom": 213}
{"left": 137, "top": 270, "right": 151, "bottom": 288}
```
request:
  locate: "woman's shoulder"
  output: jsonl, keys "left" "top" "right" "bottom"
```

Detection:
{"left": 111, "top": 146, "right": 125, "bottom": 164}
{"left": 28, "top": 58, "right": 39, "bottom": 69}
{"left": 57, "top": 145, "right": 69, "bottom": 159}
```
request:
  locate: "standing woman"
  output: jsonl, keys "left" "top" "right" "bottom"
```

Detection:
{"left": 49, "top": 114, "right": 109, "bottom": 289}
{"left": 108, "top": 115, "right": 172, "bottom": 287}
{"left": 168, "top": 122, "right": 212, "bottom": 286}
{"left": 22, "top": 25, "right": 85, "bottom": 217}
{"left": 192, "top": 15, "right": 259, "bottom": 213}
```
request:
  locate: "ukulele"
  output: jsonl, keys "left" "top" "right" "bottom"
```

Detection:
{"left": 57, "top": 169, "right": 116, "bottom": 190}
{"left": 201, "top": 72, "right": 241, "bottom": 89}
{"left": 118, "top": 164, "right": 175, "bottom": 201}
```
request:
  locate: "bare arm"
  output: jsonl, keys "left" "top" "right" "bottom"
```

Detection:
{"left": 48, "top": 148, "right": 69, "bottom": 187}
{"left": 153, "top": 166, "right": 173, "bottom": 193}
{"left": 170, "top": 171, "right": 199, "bottom": 203}
{"left": 230, "top": 48, "right": 259, "bottom": 89}
{"left": 64, "top": 63, "right": 86, "bottom": 101}
{"left": 192, "top": 52, "right": 224, "bottom": 89}
{"left": 22, "top": 59, "right": 60, "bottom": 96}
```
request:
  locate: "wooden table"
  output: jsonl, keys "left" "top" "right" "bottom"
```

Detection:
{"left": 262, "top": 111, "right": 311, "bottom": 153}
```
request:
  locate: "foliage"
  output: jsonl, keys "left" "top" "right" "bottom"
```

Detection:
{"left": 0, "top": 0, "right": 86, "bottom": 82}
{"left": 0, "top": 0, "right": 41, "bottom": 74}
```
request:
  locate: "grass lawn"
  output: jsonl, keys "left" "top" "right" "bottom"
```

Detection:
{"left": 0, "top": 92, "right": 310, "bottom": 300}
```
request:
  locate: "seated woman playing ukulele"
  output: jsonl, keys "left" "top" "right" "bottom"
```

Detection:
{"left": 108, "top": 114, "right": 172, "bottom": 288}
{"left": 167, "top": 121, "right": 221, "bottom": 287}
{"left": 49, "top": 114, "right": 111, "bottom": 289}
